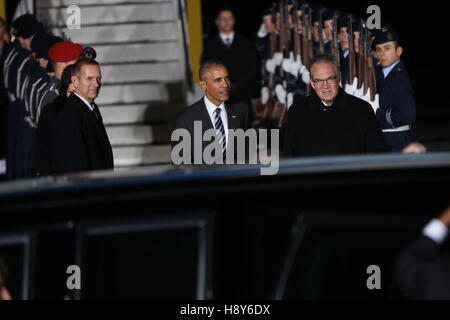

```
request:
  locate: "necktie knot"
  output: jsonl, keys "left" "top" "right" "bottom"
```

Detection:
{"left": 215, "top": 107, "right": 221, "bottom": 115}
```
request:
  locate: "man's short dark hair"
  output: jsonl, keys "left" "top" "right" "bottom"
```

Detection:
{"left": 72, "top": 57, "right": 99, "bottom": 76}
{"left": 216, "top": 6, "right": 234, "bottom": 19}
{"left": 308, "top": 54, "right": 340, "bottom": 76}
{"left": 199, "top": 59, "right": 227, "bottom": 81}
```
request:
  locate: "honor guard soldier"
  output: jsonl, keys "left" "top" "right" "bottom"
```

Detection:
{"left": 5, "top": 14, "right": 48, "bottom": 178}
{"left": 372, "top": 25, "right": 417, "bottom": 151}
{"left": 37, "top": 41, "right": 83, "bottom": 121}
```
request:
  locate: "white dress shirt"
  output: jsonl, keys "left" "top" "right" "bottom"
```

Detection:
{"left": 204, "top": 95, "right": 228, "bottom": 146}
{"left": 74, "top": 93, "right": 94, "bottom": 111}
{"left": 219, "top": 32, "right": 235, "bottom": 47}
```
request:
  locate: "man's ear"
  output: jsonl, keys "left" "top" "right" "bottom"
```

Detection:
{"left": 199, "top": 80, "right": 206, "bottom": 92}
{"left": 396, "top": 46, "right": 403, "bottom": 57}
{"left": 71, "top": 75, "right": 79, "bottom": 88}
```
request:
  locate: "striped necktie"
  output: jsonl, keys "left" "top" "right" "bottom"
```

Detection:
{"left": 214, "top": 107, "right": 226, "bottom": 157}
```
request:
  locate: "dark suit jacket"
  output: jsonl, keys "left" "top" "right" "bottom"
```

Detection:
{"left": 284, "top": 89, "right": 390, "bottom": 157}
{"left": 201, "top": 33, "right": 259, "bottom": 102}
{"left": 55, "top": 94, "right": 113, "bottom": 174}
{"left": 394, "top": 235, "right": 450, "bottom": 299}
{"left": 173, "top": 98, "right": 249, "bottom": 164}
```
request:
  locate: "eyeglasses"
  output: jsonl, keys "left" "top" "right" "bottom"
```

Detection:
{"left": 311, "top": 74, "right": 339, "bottom": 86}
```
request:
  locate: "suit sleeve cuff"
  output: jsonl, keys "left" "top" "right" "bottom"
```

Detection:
{"left": 422, "top": 219, "right": 449, "bottom": 245}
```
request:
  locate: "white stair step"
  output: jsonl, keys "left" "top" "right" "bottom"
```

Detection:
{"left": 50, "top": 22, "right": 178, "bottom": 45}
{"left": 93, "top": 42, "right": 180, "bottom": 63}
{"left": 96, "top": 83, "right": 169, "bottom": 104}
{"left": 106, "top": 125, "right": 172, "bottom": 146}
{"left": 101, "top": 61, "right": 182, "bottom": 84}
{"left": 107, "top": 125, "right": 153, "bottom": 146}
{"left": 100, "top": 103, "right": 182, "bottom": 125}
{"left": 38, "top": 3, "right": 176, "bottom": 27}
{"left": 38, "top": 0, "right": 170, "bottom": 8}
{"left": 113, "top": 145, "right": 172, "bottom": 167}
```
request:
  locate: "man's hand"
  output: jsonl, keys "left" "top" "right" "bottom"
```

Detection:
{"left": 401, "top": 142, "right": 427, "bottom": 154}
{"left": 438, "top": 206, "right": 450, "bottom": 227}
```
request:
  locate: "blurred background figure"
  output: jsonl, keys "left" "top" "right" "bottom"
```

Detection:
{"left": 394, "top": 206, "right": 450, "bottom": 299}
{"left": 0, "top": 256, "right": 12, "bottom": 300}
{"left": 201, "top": 6, "right": 259, "bottom": 127}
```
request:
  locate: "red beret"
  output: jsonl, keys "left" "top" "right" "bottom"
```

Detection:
{"left": 48, "top": 41, "right": 83, "bottom": 62}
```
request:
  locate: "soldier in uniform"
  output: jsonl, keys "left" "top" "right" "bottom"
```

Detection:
{"left": 34, "top": 41, "right": 83, "bottom": 175}
{"left": 37, "top": 41, "right": 83, "bottom": 123}
{"left": 4, "top": 14, "right": 49, "bottom": 178}
{"left": 372, "top": 25, "right": 417, "bottom": 151}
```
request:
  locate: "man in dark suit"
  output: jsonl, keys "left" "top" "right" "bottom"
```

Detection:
{"left": 394, "top": 206, "right": 450, "bottom": 299}
{"left": 201, "top": 7, "right": 259, "bottom": 125}
{"left": 173, "top": 60, "right": 248, "bottom": 164}
{"left": 283, "top": 54, "right": 389, "bottom": 157}
{"left": 55, "top": 58, "right": 113, "bottom": 174}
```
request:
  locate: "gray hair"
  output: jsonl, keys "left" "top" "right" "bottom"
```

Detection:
{"left": 199, "top": 59, "right": 227, "bottom": 81}
{"left": 308, "top": 54, "right": 340, "bottom": 77}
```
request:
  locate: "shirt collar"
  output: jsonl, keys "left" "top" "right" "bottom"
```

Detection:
{"left": 382, "top": 60, "right": 400, "bottom": 78}
{"left": 204, "top": 95, "right": 225, "bottom": 116}
{"left": 219, "top": 32, "right": 235, "bottom": 44}
{"left": 74, "top": 92, "right": 94, "bottom": 111}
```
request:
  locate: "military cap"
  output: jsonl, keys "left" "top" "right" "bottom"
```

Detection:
{"left": 322, "top": 9, "right": 336, "bottom": 21}
{"left": 82, "top": 46, "right": 97, "bottom": 60}
{"left": 352, "top": 19, "right": 363, "bottom": 33}
{"left": 48, "top": 41, "right": 83, "bottom": 62}
{"left": 311, "top": 6, "right": 322, "bottom": 23}
{"left": 11, "top": 14, "right": 43, "bottom": 38}
{"left": 372, "top": 24, "right": 399, "bottom": 47}
{"left": 337, "top": 13, "right": 349, "bottom": 30}
{"left": 31, "top": 33, "right": 63, "bottom": 60}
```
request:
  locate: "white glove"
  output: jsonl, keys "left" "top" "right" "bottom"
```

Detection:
{"left": 354, "top": 86, "right": 364, "bottom": 99}
{"left": 344, "top": 77, "right": 358, "bottom": 96}
{"left": 362, "top": 88, "right": 371, "bottom": 103}
{"left": 289, "top": 53, "right": 301, "bottom": 77}
{"left": 295, "top": 54, "right": 303, "bottom": 68}
{"left": 257, "top": 23, "right": 268, "bottom": 38}
{"left": 287, "top": 92, "right": 294, "bottom": 109}
{"left": 282, "top": 57, "right": 292, "bottom": 73}
{"left": 266, "top": 58, "right": 276, "bottom": 74}
{"left": 273, "top": 52, "right": 283, "bottom": 66}
{"left": 261, "top": 86, "right": 270, "bottom": 105}
{"left": 368, "top": 92, "right": 380, "bottom": 114}
{"left": 275, "top": 84, "right": 286, "bottom": 103}
{"left": 301, "top": 69, "right": 310, "bottom": 85}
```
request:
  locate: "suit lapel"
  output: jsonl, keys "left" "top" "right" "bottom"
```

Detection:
{"left": 225, "top": 103, "right": 239, "bottom": 130}
{"left": 197, "top": 98, "right": 214, "bottom": 131}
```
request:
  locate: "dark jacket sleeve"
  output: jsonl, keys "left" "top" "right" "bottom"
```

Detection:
{"left": 393, "top": 235, "right": 441, "bottom": 299}
{"left": 376, "top": 74, "right": 416, "bottom": 128}
{"left": 364, "top": 104, "right": 391, "bottom": 153}
{"left": 283, "top": 105, "right": 299, "bottom": 157}
{"left": 55, "top": 108, "right": 90, "bottom": 174}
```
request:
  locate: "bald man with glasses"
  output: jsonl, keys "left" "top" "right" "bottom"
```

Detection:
{"left": 283, "top": 54, "right": 389, "bottom": 157}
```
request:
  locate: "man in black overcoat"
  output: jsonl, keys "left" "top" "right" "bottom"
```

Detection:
{"left": 283, "top": 54, "right": 390, "bottom": 157}
{"left": 55, "top": 58, "right": 113, "bottom": 174}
